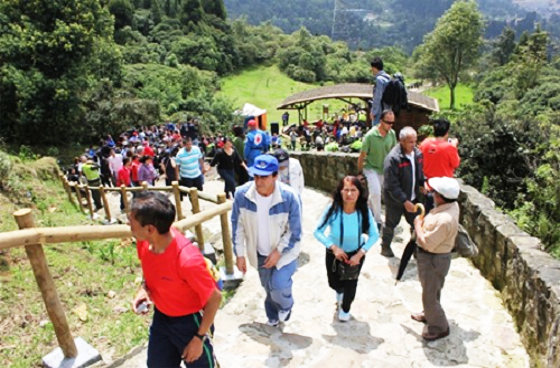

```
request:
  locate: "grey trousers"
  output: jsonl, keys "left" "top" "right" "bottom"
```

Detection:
{"left": 416, "top": 250, "right": 452, "bottom": 334}
{"left": 382, "top": 200, "right": 418, "bottom": 247}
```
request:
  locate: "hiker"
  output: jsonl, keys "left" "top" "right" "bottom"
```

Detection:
{"left": 210, "top": 138, "right": 248, "bottom": 199}
{"left": 358, "top": 110, "right": 398, "bottom": 232}
{"left": 370, "top": 57, "right": 391, "bottom": 125}
{"left": 271, "top": 148, "right": 304, "bottom": 196}
{"left": 244, "top": 119, "right": 269, "bottom": 169}
{"left": 137, "top": 155, "right": 158, "bottom": 186}
{"left": 412, "top": 177, "right": 460, "bottom": 341}
{"left": 419, "top": 119, "right": 460, "bottom": 212}
{"left": 231, "top": 155, "right": 302, "bottom": 327}
{"left": 381, "top": 127, "right": 424, "bottom": 257}
{"left": 314, "top": 176, "right": 379, "bottom": 322}
{"left": 81, "top": 158, "right": 103, "bottom": 211}
{"left": 176, "top": 137, "right": 205, "bottom": 192}
{"left": 116, "top": 157, "right": 132, "bottom": 211}
{"left": 130, "top": 191, "right": 222, "bottom": 367}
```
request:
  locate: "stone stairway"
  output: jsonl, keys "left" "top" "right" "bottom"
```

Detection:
{"left": 114, "top": 181, "right": 529, "bottom": 368}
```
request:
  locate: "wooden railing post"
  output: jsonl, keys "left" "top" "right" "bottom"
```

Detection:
{"left": 120, "top": 185, "right": 130, "bottom": 214}
{"left": 13, "top": 209, "right": 78, "bottom": 358}
{"left": 61, "top": 176, "right": 76, "bottom": 207}
{"left": 141, "top": 181, "right": 149, "bottom": 191}
{"left": 172, "top": 181, "right": 183, "bottom": 220}
{"left": 217, "top": 193, "right": 234, "bottom": 275}
{"left": 70, "top": 183, "right": 85, "bottom": 213}
{"left": 99, "top": 186, "right": 111, "bottom": 222}
{"left": 189, "top": 188, "right": 205, "bottom": 251}
{"left": 84, "top": 186, "right": 94, "bottom": 219}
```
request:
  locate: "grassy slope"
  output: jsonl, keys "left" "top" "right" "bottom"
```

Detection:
{"left": 425, "top": 83, "right": 475, "bottom": 110}
{"left": 0, "top": 154, "right": 146, "bottom": 367}
{"left": 218, "top": 65, "right": 348, "bottom": 127}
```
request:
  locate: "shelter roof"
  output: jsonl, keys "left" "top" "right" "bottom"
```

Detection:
{"left": 277, "top": 83, "right": 439, "bottom": 112}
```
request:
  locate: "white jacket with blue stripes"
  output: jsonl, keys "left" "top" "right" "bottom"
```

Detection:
{"left": 231, "top": 180, "right": 302, "bottom": 270}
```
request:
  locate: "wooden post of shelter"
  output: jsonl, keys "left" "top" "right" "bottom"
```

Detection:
{"left": 71, "top": 183, "right": 85, "bottom": 213}
{"left": 217, "top": 193, "right": 234, "bottom": 275}
{"left": 13, "top": 209, "right": 78, "bottom": 358}
{"left": 172, "top": 181, "right": 183, "bottom": 220}
{"left": 84, "top": 186, "right": 95, "bottom": 219}
{"left": 99, "top": 186, "right": 111, "bottom": 222}
{"left": 120, "top": 185, "right": 130, "bottom": 214}
{"left": 189, "top": 188, "right": 205, "bottom": 251}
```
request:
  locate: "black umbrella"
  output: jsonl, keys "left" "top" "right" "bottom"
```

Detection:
{"left": 395, "top": 239, "right": 417, "bottom": 284}
{"left": 395, "top": 203, "right": 425, "bottom": 285}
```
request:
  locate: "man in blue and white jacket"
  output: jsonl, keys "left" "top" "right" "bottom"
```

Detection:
{"left": 231, "top": 155, "right": 302, "bottom": 327}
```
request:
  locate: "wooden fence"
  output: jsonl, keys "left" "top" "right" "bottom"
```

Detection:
{"left": 0, "top": 175, "right": 235, "bottom": 360}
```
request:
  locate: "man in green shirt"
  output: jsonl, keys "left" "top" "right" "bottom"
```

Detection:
{"left": 357, "top": 110, "right": 397, "bottom": 242}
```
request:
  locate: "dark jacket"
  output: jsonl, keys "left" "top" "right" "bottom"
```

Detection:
{"left": 383, "top": 144, "right": 424, "bottom": 206}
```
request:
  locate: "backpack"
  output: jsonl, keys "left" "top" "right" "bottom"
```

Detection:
{"left": 382, "top": 72, "right": 408, "bottom": 115}
{"left": 452, "top": 224, "right": 478, "bottom": 258}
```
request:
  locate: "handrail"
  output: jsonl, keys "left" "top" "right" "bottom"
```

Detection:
{"left": 0, "top": 202, "right": 232, "bottom": 251}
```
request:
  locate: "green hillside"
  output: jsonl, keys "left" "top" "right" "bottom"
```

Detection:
{"left": 218, "top": 65, "right": 350, "bottom": 126}
{"left": 425, "top": 83, "right": 475, "bottom": 110}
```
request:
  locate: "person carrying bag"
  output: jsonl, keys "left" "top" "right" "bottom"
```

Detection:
{"left": 314, "top": 176, "right": 379, "bottom": 322}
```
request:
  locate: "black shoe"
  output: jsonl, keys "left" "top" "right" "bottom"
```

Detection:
{"left": 381, "top": 245, "right": 394, "bottom": 257}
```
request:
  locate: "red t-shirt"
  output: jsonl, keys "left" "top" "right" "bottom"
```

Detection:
{"left": 131, "top": 161, "right": 140, "bottom": 182}
{"left": 420, "top": 138, "right": 461, "bottom": 179}
{"left": 117, "top": 166, "right": 131, "bottom": 187}
{"left": 137, "top": 228, "right": 217, "bottom": 317}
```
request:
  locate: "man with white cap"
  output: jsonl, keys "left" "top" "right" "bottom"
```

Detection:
{"left": 231, "top": 155, "right": 302, "bottom": 327}
{"left": 271, "top": 149, "right": 304, "bottom": 196}
{"left": 411, "top": 176, "right": 460, "bottom": 341}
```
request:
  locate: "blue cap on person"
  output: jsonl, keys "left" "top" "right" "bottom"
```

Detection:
{"left": 249, "top": 155, "right": 279, "bottom": 177}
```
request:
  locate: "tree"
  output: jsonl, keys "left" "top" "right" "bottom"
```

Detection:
{"left": 493, "top": 26, "right": 516, "bottom": 66}
{"left": 179, "top": 0, "right": 204, "bottom": 27}
{"left": 415, "top": 1, "right": 484, "bottom": 109}
{"left": 0, "top": 0, "right": 121, "bottom": 145}
{"left": 150, "top": 0, "right": 162, "bottom": 25}
{"left": 202, "top": 0, "right": 227, "bottom": 20}
{"left": 108, "top": 0, "right": 134, "bottom": 30}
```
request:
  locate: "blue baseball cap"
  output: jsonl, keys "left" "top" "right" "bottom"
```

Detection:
{"left": 249, "top": 155, "right": 279, "bottom": 177}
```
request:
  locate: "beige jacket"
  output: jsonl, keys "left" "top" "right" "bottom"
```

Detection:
{"left": 420, "top": 202, "right": 459, "bottom": 254}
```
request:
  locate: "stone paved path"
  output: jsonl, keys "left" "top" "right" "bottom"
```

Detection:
{"left": 116, "top": 181, "right": 530, "bottom": 368}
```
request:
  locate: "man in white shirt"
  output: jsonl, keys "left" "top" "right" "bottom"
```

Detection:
{"left": 231, "top": 155, "right": 302, "bottom": 327}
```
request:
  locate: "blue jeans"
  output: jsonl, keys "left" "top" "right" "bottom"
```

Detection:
{"left": 257, "top": 254, "right": 297, "bottom": 322}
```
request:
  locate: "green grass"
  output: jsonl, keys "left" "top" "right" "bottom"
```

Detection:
{"left": 218, "top": 65, "right": 349, "bottom": 127}
{"left": 0, "top": 177, "right": 147, "bottom": 367}
{"left": 425, "top": 83, "right": 474, "bottom": 110}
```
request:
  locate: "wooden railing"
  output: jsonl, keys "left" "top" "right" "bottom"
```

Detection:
{"left": 0, "top": 177, "right": 236, "bottom": 361}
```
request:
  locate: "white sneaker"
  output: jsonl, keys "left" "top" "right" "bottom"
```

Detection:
{"left": 338, "top": 309, "right": 351, "bottom": 322}
{"left": 267, "top": 319, "right": 279, "bottom": 327}
{"left": 278, "top": 309, "right": 291, "bottom": 322}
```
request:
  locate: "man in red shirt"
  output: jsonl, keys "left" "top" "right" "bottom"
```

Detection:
{"left": 116, "top": 157, "right": 132, "bottom": 211}
{"left": 130, "top": 155, "right": 140, "bottom": 187}
{"left": 419, "top": 119, "right": 460, "bottom": 212}
{"left": 130, "top": 191, "right": 222, "bottom": 368}
{"left": 142, "top": 141, "right": 155, "bottom": 157}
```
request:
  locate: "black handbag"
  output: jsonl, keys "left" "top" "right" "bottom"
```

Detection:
{"left": 334, "top": 258, "right": 361, "bottom": 281}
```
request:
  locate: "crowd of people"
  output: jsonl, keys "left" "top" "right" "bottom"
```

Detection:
{"left": 65, "top": 54, "right": 464, "bottom": 367}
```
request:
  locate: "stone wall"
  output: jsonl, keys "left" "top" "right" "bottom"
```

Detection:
{"left": 290, "top": 150, "right": 560, "bottom": 368}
